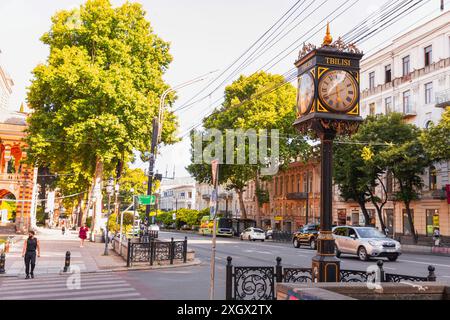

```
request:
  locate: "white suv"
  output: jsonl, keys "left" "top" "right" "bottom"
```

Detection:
{"left": 240, "top": 227, "right": 266, "bottom": 242}
{"left": 333, "top": 226, "right": 401, "bottom": 262}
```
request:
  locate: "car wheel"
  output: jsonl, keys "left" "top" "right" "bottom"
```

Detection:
{"left": 387, "top": 255, "right": 398, "bottom": 262}
{"left": 240, "top": 235, "right": 243, "bottom": 241}
{"left": 293, "top": 238, "right": 300, "bottom": 248}
{"left": 248, "top": 235, "right": 252, "bottom": 241}
{"left": 358, "top": 246, "right": 369, "bottom": 261}
{"left": 261, "top": 239, "right": 265, "bottom": 242}
{"left": 335, "top": 245, "right": 341, "bottom": 258}
{"left": 310, "top": 238, "right": 316, "bottom": 250}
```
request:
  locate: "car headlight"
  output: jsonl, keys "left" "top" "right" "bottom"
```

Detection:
{"left": 368, "top": 240, "right": 382, "bottom": 247}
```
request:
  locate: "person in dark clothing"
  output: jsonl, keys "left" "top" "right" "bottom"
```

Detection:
{"left": 21, "top": 231, "right": 40, "bottom": 279}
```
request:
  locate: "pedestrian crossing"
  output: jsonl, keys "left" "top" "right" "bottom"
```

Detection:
{"left": 0, "top": 272, "right": 145, "bottom": 300}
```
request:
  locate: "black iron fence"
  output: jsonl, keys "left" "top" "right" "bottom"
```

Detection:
{"left": 225, "top": 257, "right": 436, "bottom": 300}
{"left": 127, "top": 237, "right": 187, "bottom": 267}
{"left": 271, "top": 231, "right": 293, "bottom": 242}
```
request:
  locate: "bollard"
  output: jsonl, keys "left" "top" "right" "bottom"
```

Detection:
{"left": 183, "top": 236, "right": 188, "bottom": 263}
{"left": 170, "top": 237, "right": 174, "bottom": 265}
{"left": 226, "top": 257, "right": 233, "bottom": 300}
{"left": 427, "top": 265, "right": 436, "bottom": 282}
{"left": 0, "top": 253, "right": 5, "bottom": 274}
{"left": 63, "top": 251, "right": 71, "bottom": 272}
{"left": 377, "top": 260, "right": 385, "bottom": 282}
{"left": 275, "top": 257, "right": 283, "bottom": 283}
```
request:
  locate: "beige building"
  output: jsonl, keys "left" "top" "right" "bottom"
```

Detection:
{"left": 335, "top": 11, "right": 450, "bottom": 241}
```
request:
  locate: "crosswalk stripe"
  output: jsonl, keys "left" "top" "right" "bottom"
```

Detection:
{"left": 0, "top": 280, "right": 130, "bottom": 291}
{"left": 3, "top": 287, "right": 138, "bottom": 300}
{"left": 0, "top": 283, "right": 132, "bottom": 295}
{"left": 66, "top": 292, "right": 143, "bottom": 300}
{"left": 1, "top": 274, "right": 121, "bottom": 284}
{"left": 1, "top": 276, "right": 127, "bottom": 285}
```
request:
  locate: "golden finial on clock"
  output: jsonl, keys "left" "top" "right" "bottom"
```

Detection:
{"left": 323, "top": 22, "right": 333, "bottom": 46}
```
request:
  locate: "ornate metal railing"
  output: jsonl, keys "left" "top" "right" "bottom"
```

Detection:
{"left": 225, "top": 257, "right": 436, "bottom": 300}
{"left": 139, "top": 230, "right": 159, "bottom": 243}
{"left": 127, "top": 237, "right": 187, "bottom": 267}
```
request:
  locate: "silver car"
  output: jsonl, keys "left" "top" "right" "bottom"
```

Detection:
{"left": 332, "top": 226, "right": 401, "bottom": 262}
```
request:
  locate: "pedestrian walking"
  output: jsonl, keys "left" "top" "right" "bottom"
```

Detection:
{"left": 61, "top": 220, "right": 66, "bottom": 235}
{"left": 79, "top": 223, "right": 89, "bottom": 247}
{"left": 433, "top": 227, "right": 441, "bottom": 247}
{"left": 21, "top": 231, "right": 40, "bottom": 279}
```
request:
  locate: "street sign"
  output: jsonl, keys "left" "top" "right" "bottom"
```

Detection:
{"left": 138, "top": 195, "right": 156, "bottom": 205}
{"left": 274, "top": 216, "right": 283, "bottom": 221}
{"left": 209, "top": 205, "right": 216, "bottom": 219}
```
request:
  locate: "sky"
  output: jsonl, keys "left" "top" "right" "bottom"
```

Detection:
{"left": 0, "top": 0, "right": 446, "bottom": 178}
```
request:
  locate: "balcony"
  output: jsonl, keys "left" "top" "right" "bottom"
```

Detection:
{"left": 435, "top": 89, "right": 450, "bottom": 109}
{"left": 286, "top": 192, "right": 308, "bottom": 201}
{"left": 402, "top": 103, "right": 417, "bottom": 118}
{"left": 202, "top": 194, "right": 211, "bottom": 200}
{"left": 431, "top": 189, "right": 446, "bottom": 200}
{"left": 0, "top": 173, "right": 22, "bottom": 182}
{"left": 362, "top": 58, "right": 450, "bottom": 99}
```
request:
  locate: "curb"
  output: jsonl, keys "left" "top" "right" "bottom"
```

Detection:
{"left": 0, "top": 259, "right": 203, "bottom": 278}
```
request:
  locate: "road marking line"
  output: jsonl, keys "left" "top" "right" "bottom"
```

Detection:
{"left": 0, "top": 280, "right": 129, "bottom": 290}
{"left": 66, "top": 292, "right": 143, "bottom": 300}
{"left": 399, "top": 259, "right": 450, "bottom": 268}
{"left": 3, "top": 287, "right": 138, "bottom": 300}
{"left": 0, "top": 283, "right": 132, "bottom": 295}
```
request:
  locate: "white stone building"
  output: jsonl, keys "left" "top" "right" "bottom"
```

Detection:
{"left": 334, "top": 11, "right": 450, "bottom": 240}
{"left": 195, "top": 182, "right": 240, "bottom": 218}
{"left": 158, "top": 177, "right": 196, "bottom": 211}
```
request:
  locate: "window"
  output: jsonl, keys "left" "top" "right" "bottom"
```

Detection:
{"left": 403, "top": 90, "right": 412, "bottom": 114}
{"left": 274, "top": 177, "right": 278, "bottom": 196}
{"left": 402, "top": 56, "right": 410, "bottom": 76}
{"left": 303, "top": 173, "right": 308, "bottom": 193}
{"left": 369, "top": 72, "right": 375, "bottom": 89}
{"left": 424, "top": 45, "right": 432, "bottom": 66}
{"left": 297, "top": 174, "right": 300, "bottom": 192}
{"left": 385, "top": 97, "right": 392, "bottom": 114}
{"left": 429, "top": 166, "right": 437, "bottom": 190}
{"left": 425, "top": 82, "right": 433, "bottom": 104}
{"left": 308, "top": 172, "right": 313, "bottom": 193}
{"left": 291, "top": 175, "right": 295, "bottom": 194}
{"left": 188, "top": 191, "right": 192, "bottom": 199}
{"left": 180, "top": 192, "right": 185, "bottom": 198}
{"left": 369, "top": 103, "right": 376, "bottom": 116}
{"left": 385, "top": 64, "right": 392, "bottom": 83}
{"left": 337, "top": 209, "right": 347, "bottom": 226}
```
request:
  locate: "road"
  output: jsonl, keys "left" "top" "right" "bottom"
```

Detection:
{"left": 1, "top": 230, "right": 449, "bottom": 300}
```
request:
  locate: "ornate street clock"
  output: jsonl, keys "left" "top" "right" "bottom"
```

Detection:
{"left": 293, "top": 24, "right": 364, "bottom": 284}
{"left": 294, "top": 23, "right": 364, "bottom": 135}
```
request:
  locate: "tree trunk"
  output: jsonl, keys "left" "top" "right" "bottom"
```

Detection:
{"left": 405, "top": 201, "right": 418, "bottom": 244}
{"left": 254, "top": 171, "right": 261, "bottom": 227}
{"left": 357, "top": 197, "right": 371, "bottom": 226}
{"left": 236, "top": 189, "right": 247, "bottom": 219}
{"left": 90, "top": 158, "right": 104, "bottom": 239}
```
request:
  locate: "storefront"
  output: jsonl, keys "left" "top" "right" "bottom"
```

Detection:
{"left": 426, "top": 209, "right": 440, "bottom": 236}
{"left": 402, "top": 209, "right": 414, "bottom": 236}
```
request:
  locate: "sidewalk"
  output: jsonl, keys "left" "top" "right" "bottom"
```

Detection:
{"left": 1, "top": 227, "right": 130, "bottom": 277}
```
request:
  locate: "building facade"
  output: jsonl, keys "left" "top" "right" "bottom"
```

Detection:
{"left": 0, "top": 64, "right": 36, "bottom": 233}
{"left": 243, "top": 161, "right": 321, "bottom": 233}
{"left": 195, "top": 182, "right": 239, "bottom": 218}
{"left": 336, "top": 11, "right": 450, "bottom": 239}
{"left": 158, "top": 177, "right": 196, "bottom": 212}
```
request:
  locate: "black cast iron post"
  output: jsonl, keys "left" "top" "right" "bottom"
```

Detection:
{"left": 311, "top": 123, "right": 340, "bottom": 283}
{"left": 226, "top": 257, "right": 233, "bottom": 300}
{"left": 63, "top": 251, "right": 71, "bottom": 272}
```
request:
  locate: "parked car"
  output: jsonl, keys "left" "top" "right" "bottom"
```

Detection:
{"left": 332, "top": 226, "right": 401, "bottom": 262}
{"left": 240, "top": 227, "right": 266, "bottom": 241}
{"left": 292, "top": 224, "right": 320, "bottom": 250}
{"left": 265, "top": 228, "right": 273, "bottom": 240}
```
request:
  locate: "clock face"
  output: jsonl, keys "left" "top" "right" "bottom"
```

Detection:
{"left": 318, "top": 70, "right": 358, "bottom": 112}
{"left": 297, "top": 72, "right": 315, "bottom": 115}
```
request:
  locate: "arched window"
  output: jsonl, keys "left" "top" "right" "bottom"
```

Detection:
{"left": 429, "top": 166, "right": 437, "bottom": 190}
{"left": 386, "top": 171, "right": 393, "bottom": 193}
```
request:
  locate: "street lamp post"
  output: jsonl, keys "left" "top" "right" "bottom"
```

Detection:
{"left": 144, "top": 72, "right": 216, "bottom": 231}
{"left": 104, "top": 176, "right": 114, "bottom": 256}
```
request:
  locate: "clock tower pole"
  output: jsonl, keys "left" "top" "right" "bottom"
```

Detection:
{"left": 293, "top": 23, "right": 364, "bottom": 282}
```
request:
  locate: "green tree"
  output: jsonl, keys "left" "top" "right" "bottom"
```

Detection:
{"left": 25, "top": 0, "right": 177, "bottom": 230}
{"left": 374, "top": 114, "right": 431, "bottom": 243}
{"left": 188, "top": 71, "right": 310, "bottom": 220}
{"left": 421, "top": 108, "right": 450, "bottom": 162}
